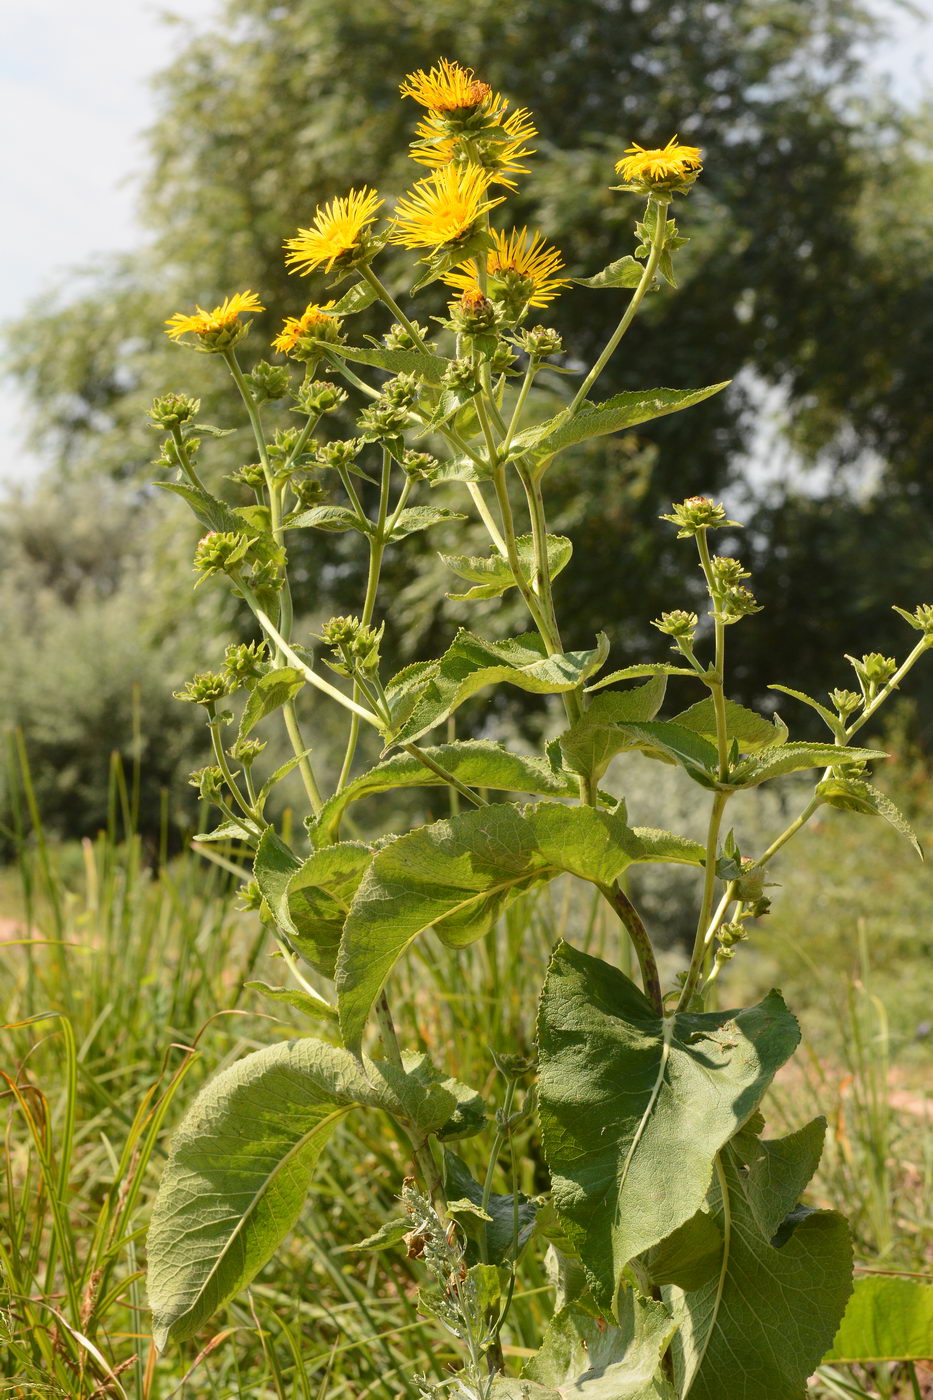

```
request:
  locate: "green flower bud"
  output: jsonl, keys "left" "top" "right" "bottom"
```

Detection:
{"left": 448, "top": 289, "right": 498, "bottom": 335}
{"left": 291, "top": 476, "right": 329, "bottom": 508}
{"left": 660, "top": 497, "right": 741, "bottom": 538}
{"left": 357, "top": 400, "right": 409, "bottom": 440}
{"left": 442, "top": 358, "right": 480, "bottom": 393}
{"left": 717, "top": 920, "right": 748, "bottom": 949}
{"left": 294, "top": 380, "right": 348, "bottom": 416}
{"left": 489, "top": 341, "right": 518, "bottom": 375}
{"left": 829, "top": 687, "right": 862, "bottom": 718}
{"left": 175, "top": 673, "right": 229, "bottom": 706}
{"left": 400, "top": 450, "right": 439, "bottom": 481}
{"left": 518, "top": 325, "right": 563, "bottom": 359}
{"left": 223, "top": 640, "right": 267, "bottom": 689}
{"left": 228, "top": 461, "right": 268, "bottom": 491}
{"left": 194, "top": 531, "right": 251, "bottom": 578}
{"left": 846, "top": 652, "right": 897, "bottom": 694}
{"left": 383, "top": 373, "right": 420, "bottom": 409}
{"left": 236, "top": 878, "right": 264, "bottom": 911}
{"left": 148, "top": 392, "right": 200, "bottom": 430}
{"left": 248, "top": 360, "right": 291, "bottom": 403}
{"left": 711, "top": 554, "right": 750, "bottom": 588}
{"left": 247, "top": 559, "right": 285, "bottom": 595}
{"left": 383, "top": 320, "right": 430, "bottom": 350}
{"left": 188, "top": 764, "right": 224, "bottom": 798}
{"left": 719, "top": 584, "right": 762, "bottom": 625}
{"left": 319, "top": 615, "right": 382, "bottom": 674}
{"left": 651, "top": 609, "right": 698, "bottom": 640}
{"left": 320, "top": 615, "right": 365, "bottom": 648}
{"left": 229, "top": 736, "right": 267, "bottom": 765}
{"left": 317, "top": 437, "right": 362, "bottom": 471}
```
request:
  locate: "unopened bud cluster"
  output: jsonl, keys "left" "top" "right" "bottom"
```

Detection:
{"left": 894, "top": 602, "right": 933, "bottom": 637}
{"left": 175, "top": 672, "right": 229, "bottom": 707}
{"left": 247, "top": 360, "right": 291, "bottom": 402}
{"left": 295, "top": 380, "right": 347, "bottom": 417}
{"left": 149, "top": 392, "right": 200, "bottom": 430}
{"left": 652, "top": 609, "right": 698, "bottom": 641}
{"left": 194, "top": 531, "right": 250, "bottom": 578}
{"left": 661, "top": 496, "right": 740, "bottom": 538}
{"left": 224, "top": 640, "right": 267, "bottom": 689}
{"left": 518, "top": 325, "right": 563, "bottom": 359}
{"left": 320, "top": 615, "right": 382, "bottom": 674}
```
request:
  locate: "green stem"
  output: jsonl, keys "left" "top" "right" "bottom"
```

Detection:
{"left": 374, "top": 991, "right": 441, "bottom": 1200}
{"left": 207, "top": 717, "right": 258, "bottom": 824}
{"left": 170, "top": 426, "right": 208, "bottom": 493}
{"left": 500, "top": 361, "right": 537, "bottom": 457}
{"left": 337, "top": 452, "right": 391, "bottom": 791}
{"left": 478, "top": 1077, "right": 518, "bottom": 1265}
{"left": 400, "top": 743, "right": 488, "bottom": 809}
{"left": 568, "top": 196, "right": 668, "bottom": 414}
{"left": 696, "top": 531, "right": 729, "bottom": 779}
{"left": 676, "top": 790, "right": 728, "bottom": 1013}
{"left": 598, "top": 883, "right": 663, "bottom": 1013}
{"left": 466, "top": 482, "right": 508, "bottom": 555}
{"left": 249, "top": 602, "right": 381, "bottom": 726}
{"left": 490, "top": 469, "right": 558, "bottom": 649}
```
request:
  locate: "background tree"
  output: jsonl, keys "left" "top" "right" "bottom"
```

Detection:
{"left": 4, "top": 0, "right": 933, "bottom": 837}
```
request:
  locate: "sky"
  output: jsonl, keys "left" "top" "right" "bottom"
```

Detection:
{"left": 1, "top": 0, "right": 932, "bottom": 485}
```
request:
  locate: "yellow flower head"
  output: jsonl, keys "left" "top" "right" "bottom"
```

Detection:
{"left": 284, "top": 187, "right": 384, "bottom": 276}
{"left": 165, "top": 290, "right": 264, "bottom": 349}
{"left": 615, "top": 136, "right": 703, "bottom": 189}
{"left": 272, "top": 302, "right": 342, "bottom": 356}
{"left": 411, "top": 104, "right": 537, "bottom": 188}
{"left": 444, "top": 228, "right": 569, "bottom": 309}
{"left": 400, "top": 58, "right": 492, "bottom": 114}
{"left": 390, "top": 164, "right": 504, "bottom": 252}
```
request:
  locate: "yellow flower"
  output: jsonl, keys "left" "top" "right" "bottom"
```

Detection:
{"left": 390, "top": 164, "right": 504, "bottom": 252}
{"left": 411, "top": 104, "right": 537, "bottom": 188}
{"left": 165, "top": 290, "right": 264, "bottom": 346}
{"left": 615, "top": 136, "right": 703, "bottom": 186}
{"left": 400, "top": 58, "right": 492, "bottom": 113}
{"left": 272, "top": 302, "right": 341, "bottom": 356}
{"left": 443, "top": 227, "right": 569, "bottom": 308}
{"left": 284, "top": 187, "right": 383, "bottom": 276}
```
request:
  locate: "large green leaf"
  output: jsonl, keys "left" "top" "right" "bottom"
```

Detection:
{"left": 617, "top": 721, "right": 721, "bottom": 787}
{"left": 254, "top": 828, "right": 372, "bottom": 976}
{"left": 390, "top": 630, "right": 609, "bottom": 746}
{"left": 522, "top": 1294, "right": 677, "bottom": 1399}
{"left": 148, "top": 1038, "right": 483, "bottom": 1348}
{"left": 308, "top": 740, "right": 579, "bottom": 848}
{"left": 556, "top": 679, "right": 668, "bottom": 780}
{"left": 671, "top": 1142, "right": 852, "bottom": 1398}
{"left": 507, "top": 383, "right": 730, "bottom": 461}
{"left": 336, "top": 803, "right": 651, "bottom": 1053}
{"left": 824, "top": 1275, "right": 933, "bottom": 1362}
{"left": 440, "top": 534, "right": 573, "bottom": 601}
{"left": 537, "top": 943, "right": 800, "bottom": 1308}
{"left": 672, "top": 698, "right": 788, "bottom": 752}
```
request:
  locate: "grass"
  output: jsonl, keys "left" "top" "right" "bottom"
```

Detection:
{"left": 1, "top": 746, "right": 931, "bottom": 1397}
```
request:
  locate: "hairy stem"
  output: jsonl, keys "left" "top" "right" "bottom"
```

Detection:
{"left": 598, "top": 883, "right": 663, "bottom": 1013}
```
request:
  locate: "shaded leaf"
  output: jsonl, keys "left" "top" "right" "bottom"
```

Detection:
{"left": 523, "top": 1294, "right": 677, "bottom": 1399}
{"left": 308, "top": 740, "right": 579, "bottom": 849}
{"left": 556, "top": 679, "right": 668, "bottom": 779}
{"left": 441, "top": 534, "right": 572, "bottom": 601}
{"left": 391, "top": 629, "right": 609, "bottom": 746}
{"left": 672, "top": 698, "right": 787, "bottom": 752}
{"left": 244, "top": 981, "right": 338, "bottom": 1023}
{"left": 586, "top": 663, "right": 699, "bottom": 692}
{"left": 444, "top": 1149, "right": 537, "bottom": 1264}
{"left": 670, "top": 1144, "right": 852, "bottom": 1398}
{"left": 643, "top": 1211, "right": 723, "bottom": 1292}
{"left": 537, "top": 943, "right": 800, "bottom": 1308}
{"left": 617, "top": 721, "right": 721, "bottom": 787}
{"left": 336, "top": 803, "right": 649, "bottom": 1053}
{"left": 148, "top": 1038, "right": 475, "bottom": 1347}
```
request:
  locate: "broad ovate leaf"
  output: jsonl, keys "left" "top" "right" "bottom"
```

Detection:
{"left": 336, "top": 803, "right": 648, "bottom": 1053}
{"left": 523, "top": 1294, "right": 677, "bottom": 1400}
{"left": 671, "top": 1142, "right": 852, "bottom": 1398}
{"left": 537, "top": 943, "right": 800, "bottom": 1308}
{"left": 148, "top": 1038, "right": 478, "bottom": 1348}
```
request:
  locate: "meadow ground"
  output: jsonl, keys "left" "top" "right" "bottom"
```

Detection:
{"left": 1, "top": 752, "right": 930, "bottom": 1399}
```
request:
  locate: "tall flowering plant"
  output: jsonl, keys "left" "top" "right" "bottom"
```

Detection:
{"left": 146, "top": 60, "right": 931, "bottom": 1396}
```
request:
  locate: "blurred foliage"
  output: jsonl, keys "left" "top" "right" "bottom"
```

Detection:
{"left": 3, "top": 0, "right": 933, "bottom": 838}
